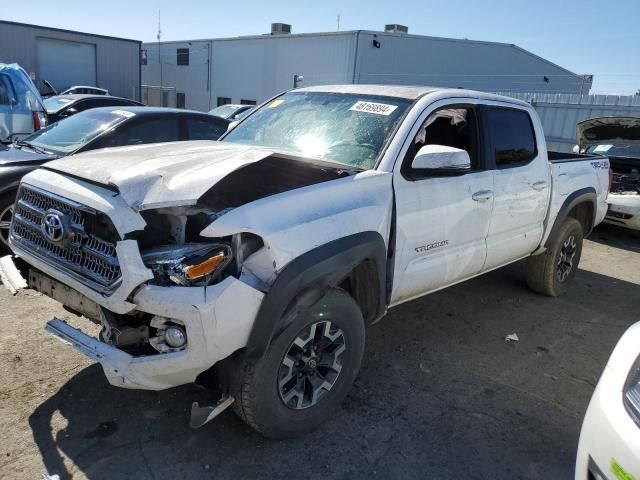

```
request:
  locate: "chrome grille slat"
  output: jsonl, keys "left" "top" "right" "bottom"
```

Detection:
{"left": 10, "top": 185, "right": 121, "bottom": 293}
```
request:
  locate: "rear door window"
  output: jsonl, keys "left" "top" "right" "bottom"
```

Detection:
{"left": 0, "top": 74, "right": 16, "bottom": 105}
{"left": 485, "top": 107, "right": 537, "bottom": 168}
{"left": 186, "top": 116, "right": 228, "bottom": 140}
{"left": 115, "top": 117, "right": 180, "bottom": 146}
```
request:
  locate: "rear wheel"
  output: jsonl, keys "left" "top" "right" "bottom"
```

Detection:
{"left": 526, "top": 217, "right": 583, "bottom": 297}
{"left": 232, "top": 288, "right": 365, "bottom": 439}
{"left": 0, "top": 192, "right": 16, "bottom": 255}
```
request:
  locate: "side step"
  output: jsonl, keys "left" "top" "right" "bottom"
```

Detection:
{"left": 190, "top": 395, "right": 235, "bottom": 429}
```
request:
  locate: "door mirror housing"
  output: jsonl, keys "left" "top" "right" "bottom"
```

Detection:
{"left": 411, "top": 144, "right": 471, "bottom": 172}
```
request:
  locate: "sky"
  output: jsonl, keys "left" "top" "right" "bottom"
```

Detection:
{"left": 2, "top": 0, "right": 639, "bottom": 94}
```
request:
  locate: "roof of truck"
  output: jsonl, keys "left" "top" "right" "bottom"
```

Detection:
{"left": 296, "top": 84, "right": 530, "bottom": 106}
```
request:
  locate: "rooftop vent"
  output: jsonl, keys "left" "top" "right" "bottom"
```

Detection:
{"left": 385, "top": 24, "right": 409, "bottom": 34}
{"left": 271, "top": 23, "right": 292, "bottom": 35}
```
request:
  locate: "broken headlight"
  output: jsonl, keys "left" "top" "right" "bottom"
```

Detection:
{"left": 142, "top": 243, "right": 232, "bottom": 287}
{"left": 624, "top": 354, "right": 640, "bottom": 428}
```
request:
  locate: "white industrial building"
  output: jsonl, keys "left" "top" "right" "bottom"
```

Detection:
{"left": 142, "top": 23, "right": 593, "bottom": 112}
{"left": 0, "top": 20, "right": 141, "bottom": 99}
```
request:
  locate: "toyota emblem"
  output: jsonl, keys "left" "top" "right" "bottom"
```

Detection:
{"left": 42, "top": 210, "right": 67, "bottom": 242}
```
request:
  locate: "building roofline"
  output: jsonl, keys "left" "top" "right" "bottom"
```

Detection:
{"left": 0, "top": 20, "right": 141, "bottom": 44}
{"left": 142, "top": 28, "right": 529, "bottom": 50}
{"left": 141, "top": 29, "right": 579, "bottom": 77}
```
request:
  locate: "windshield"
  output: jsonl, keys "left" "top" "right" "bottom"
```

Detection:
{"left": 587, "top": 144, "right": 640, "bottom": 159}
{"left": 22, "top": 109, "right": 130, "bottom": 154}
{"left": 222, "top": 92, "right": 412, "bottom": 169}
{"left": 209, "top": 105, "right": 243, "bottom": 118}
{"left": 44, "top": 97, "right": 73, "bottom": 114}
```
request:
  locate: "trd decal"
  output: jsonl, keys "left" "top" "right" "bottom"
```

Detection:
{"left": 590, "top": 160, "right": 609, "bottom": 170}
{"left": 415, "top": 240, "right": 449, "bottom": 253}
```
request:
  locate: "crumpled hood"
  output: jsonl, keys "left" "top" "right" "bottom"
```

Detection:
{"left": 577, "top": 117, "right": 640, "bottom": 148}
{"left": 43, "top": 141, "right": 276, "bottom": 210}
{"left": 42, "top": 140, "right": 353, "bottom": 212}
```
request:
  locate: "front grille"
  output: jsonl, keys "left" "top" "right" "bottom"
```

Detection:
{"left": 10, "top": 185, "right": 122, "bottom": 293}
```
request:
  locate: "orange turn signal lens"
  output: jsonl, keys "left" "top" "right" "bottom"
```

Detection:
{"left": 183, "top": 252, "right": 226, "bottom": 280}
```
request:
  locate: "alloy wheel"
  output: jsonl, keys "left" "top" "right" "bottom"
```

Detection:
{"left": 0, "top": 204, "right": 13, "bottom": 247}
{"left": 278, "top": 320, "right": 346, "bottom": 410}
{"left": 556, "top": 234, "right": 577, "bottom": 282}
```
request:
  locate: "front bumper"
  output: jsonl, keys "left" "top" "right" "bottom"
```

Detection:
{"left": 604, "top": 195, "right": 640, "bottom": 231}
{"left": 575, "top": 323, "right": 640, "bottom": 480}
{"left": 1, "top": 255, "right": 264, "bottom": 391}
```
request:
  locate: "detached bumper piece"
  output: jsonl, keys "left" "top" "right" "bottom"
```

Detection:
{"left": 190, "top": 395, "right": 235, "bottom": 429}
{"left": 45, "top": 317, "right": 137, "bottom": 386}
{"left": 0, "top": 255, "right": 28, "bottom": 295}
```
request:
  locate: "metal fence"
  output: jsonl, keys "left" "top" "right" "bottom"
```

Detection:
{"left": 499, "top": 92, "right": 640, "bottom": 152}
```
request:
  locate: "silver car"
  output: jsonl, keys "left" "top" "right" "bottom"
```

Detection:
{"left": 0, "top": 63, "right": 47, "bottom": 142}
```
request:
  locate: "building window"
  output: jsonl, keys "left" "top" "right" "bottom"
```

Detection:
{"left": 176, "top": 92, "right": 186, "bottom": 109}
{"left": 177, "top": 48, "right": 189, "bottom": 66}
{"left": 140, "top": 49, "right": 148, "bottom": 66}
{"left": 217, "top": 97, "right": 232, "bottom": 106}
{"left": 240, "top": 99, "right": 257, "bottom": 105}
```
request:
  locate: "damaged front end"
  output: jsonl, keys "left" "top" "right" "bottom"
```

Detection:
{"left": 2, "top": 168, "right": 269, "bottom": 391}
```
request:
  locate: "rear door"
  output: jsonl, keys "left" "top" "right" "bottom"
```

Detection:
{"left": 482, "top": 105, "right": 551, "bottom": 270}
{"left": 391, "top": 100, "right": 494, "bottom": 305}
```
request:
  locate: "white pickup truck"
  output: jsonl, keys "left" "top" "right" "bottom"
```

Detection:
{"left": 1, "top": 85, "right": 610, "bottom": 438}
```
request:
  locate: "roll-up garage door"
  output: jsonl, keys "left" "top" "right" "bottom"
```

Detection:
{"left": 36, "top": 37, "right": 97, "bottom": 91}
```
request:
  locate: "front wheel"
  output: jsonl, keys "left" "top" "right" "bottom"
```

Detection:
{"left": 0, "top": 192, "right": 16, "bottom": 255}
{"left": 526, "top": 217, "right": 584, "bottom": 297}
{"left": 232, "top": 288, "right": 365, "bottom": 439}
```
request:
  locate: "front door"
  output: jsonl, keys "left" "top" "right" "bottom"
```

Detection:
{"left": 391, "top": 103, "right": 494, "bottom": 305}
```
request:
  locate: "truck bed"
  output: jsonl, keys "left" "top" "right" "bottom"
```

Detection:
{"left": 547, "top": 151, "right": 606, "bottom": 163}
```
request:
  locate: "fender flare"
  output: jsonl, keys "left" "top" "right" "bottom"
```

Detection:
{"left": 544, "top": 187, "right": 597, "bottom": 248}
{"left": 245, "top": 231, "right": 387, "bottom": 359}
{"left": 0, "top": 166, "right": 38, "bottom": 197}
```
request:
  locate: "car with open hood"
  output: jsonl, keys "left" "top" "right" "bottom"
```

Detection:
{"left": 577, "top": 116, "right": 640, "bottom": 231}
{"left": 0, "top": 85, "right": 611, "bottom": 438}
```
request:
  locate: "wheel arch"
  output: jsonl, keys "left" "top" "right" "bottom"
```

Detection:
{"left": 245, "top": 231, "right": 387, "bottom": 359}
{"left": 545, "top": 187, "right": 597, "bottom": 248}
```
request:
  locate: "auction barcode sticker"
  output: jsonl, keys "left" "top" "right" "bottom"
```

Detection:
{"left": 349, "top": 101, "right": 398, "bottom": 116}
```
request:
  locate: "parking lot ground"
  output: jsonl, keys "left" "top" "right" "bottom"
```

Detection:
{"left": 0, "top": 224, "right": 638, "bottom": 480}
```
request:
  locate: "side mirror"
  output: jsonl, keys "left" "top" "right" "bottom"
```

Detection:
{"left": 411, "top": 144, "right": 471, "bottom": 171}
{"left": 572, "top": 145, "right": 580, "bottom": 154}
{"left": 227, "top": 120, "right": 239, "bottom": 132}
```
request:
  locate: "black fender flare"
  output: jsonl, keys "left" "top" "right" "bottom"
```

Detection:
{"left": 246, "top": 231, "right": 387, "bottom": 359}
{"left": 0, "top": 166, "right": 38, "bottom": 197}
{"left": 544, "top": 187, "right": 597, "bottom": 248}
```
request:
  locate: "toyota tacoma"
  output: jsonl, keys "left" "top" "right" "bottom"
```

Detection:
{"left": 0, "top": 85, "right": 611, "bottom": 438}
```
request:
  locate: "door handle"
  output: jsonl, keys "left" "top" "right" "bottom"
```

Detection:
{"left": 472, "top": 190, "right": 493, "bottom": 203}
{"left": 532, "top": 181, "right": 548, "bottom": 191}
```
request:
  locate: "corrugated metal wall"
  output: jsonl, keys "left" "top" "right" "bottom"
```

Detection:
{"left": 211, "top": 33, "right": 356, "bottom": 109}
{"left": 499, "top": 92, "right": 640, "bottom": 152}
{"left": 0, "top": 21, "right": 140, "bottom": 100}
{"left": 143, "top": 30, "right": 588, "bottom": 112}
{"left": 142, "top": 33, "right": 357, "bottom": 111}
{"left": 356, "top": 32, "right": 589, "bottom": 94}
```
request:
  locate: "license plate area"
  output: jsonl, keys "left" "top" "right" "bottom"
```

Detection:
{"left": 28, "top": 269, "right": 102, "bottom": 322}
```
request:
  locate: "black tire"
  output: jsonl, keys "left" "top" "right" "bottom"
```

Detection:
{"left": 526, "top": 217, "right": 583, "bottom": 297}
{"left": 232, "top": 288, "right": 365, "bottom": 439}
{"left": 0, "top": 191, "right": 16, "bottom": 256}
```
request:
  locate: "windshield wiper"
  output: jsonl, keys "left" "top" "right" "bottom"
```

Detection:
{"left": 13, "top": 140, "right": 54, "bottom": 155}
